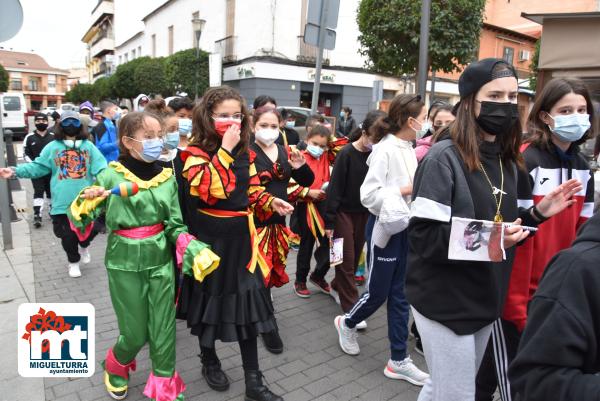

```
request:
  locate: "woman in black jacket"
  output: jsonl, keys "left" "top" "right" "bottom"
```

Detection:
{"left": 405, "top": 58, "right": 582, "bottom": 401}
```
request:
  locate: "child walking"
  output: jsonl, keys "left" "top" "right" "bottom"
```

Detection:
{"left": 250, "top": 106, "right": 314, "bottom": 354}
{"left": 176, "top": 86, "right": 293, "bottom": 401}
{"left": 0, "top": 111, "right": 105, "bottom": 278}
{"left": 68, "top": 111, "right": 219, "bottom": 401}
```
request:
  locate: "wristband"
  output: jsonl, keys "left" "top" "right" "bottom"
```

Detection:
{"left": 531, "top": 206, "right": 549, "bottom": 222}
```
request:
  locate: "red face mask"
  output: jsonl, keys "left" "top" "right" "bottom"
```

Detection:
{"left": 214, "top": 120, "right": 241, "bottom": 136}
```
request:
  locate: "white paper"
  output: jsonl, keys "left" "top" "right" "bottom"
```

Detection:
{"left": 330, "top": 237, "right": 344, "bottom": 267}
{"left": 448, "top": 217, "right": 505, "bottom": 262}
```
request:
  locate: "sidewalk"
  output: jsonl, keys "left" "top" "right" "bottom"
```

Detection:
{"left": 3, "top": 179, "right": 424, "bottom": 401}
{"left": 0, "top": 182, "right": 45, "bottom": 401}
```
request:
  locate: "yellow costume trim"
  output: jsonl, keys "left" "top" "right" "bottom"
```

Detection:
{"left": 110, "top": 161, "right": 172, "bottom": 189}
{"left": 70, "top": 186, "right": 106, "bottom": 222}
{"left": 191, "top": 248, "right": 221, "bottom": 283}
{"left": 104, "top": 371, "right": 128, "bottom": 393}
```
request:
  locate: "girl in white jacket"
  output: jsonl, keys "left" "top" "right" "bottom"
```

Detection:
{"left": 334, "top": 94, "right": 430, "bottom": 385}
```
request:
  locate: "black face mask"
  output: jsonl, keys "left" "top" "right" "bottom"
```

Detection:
{"left": 476, "top": 101, "right": 519, "bottom": 136}
{"left": 35, "top": 123, "right": 48, "bottom": 131}
{"left": 62, "top": 125, "right": 81, "bottom": 137}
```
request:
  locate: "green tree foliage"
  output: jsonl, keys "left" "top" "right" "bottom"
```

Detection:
{"left": 357, "top": 0, "right": 486, "bottom": 75}
{"left": 0, "top": 64, "right": 8, "bottom": 92}
{"left": 134, "top": 57, "right": 170, "bottom": 97}
{"left": 92, "top": 76, "right": 114, "bottom": 103}
{"left": 65, "top": 83, "right": 95, "bottom": 104}
{"left": 529, "top": 40, "right": 540, "bottom": 91}
{"left": 164, "top": 48, "right": 210, "bottom": 98}
{"left": 112, "top": 56, "right": 151, "bottom": 100}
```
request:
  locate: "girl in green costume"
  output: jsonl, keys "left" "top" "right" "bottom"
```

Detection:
{"left": 68, "top": 112, "right": 220, "bottom": 401}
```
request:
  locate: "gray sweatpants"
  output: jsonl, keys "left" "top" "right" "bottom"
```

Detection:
{"left": 412, "top": 307, "right": 493, "bottom": 401}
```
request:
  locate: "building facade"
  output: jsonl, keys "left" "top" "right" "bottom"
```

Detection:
{"left": 82, "top": 0, "right": 116, "bottom": 83}
{"left": 0, "top": 50, "right": 69, "bottom": 110}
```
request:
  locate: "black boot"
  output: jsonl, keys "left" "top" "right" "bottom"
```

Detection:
{"left": 33, "top": 215, "right": 42, "bottom": 228}
{"left": 200, "top": 354, "right": 230, "bottom": 391}
{"left": 261, "top": 330, "right": 283, "bottom": 354}
{"left": 244, "top": 370, "right": 283, "bottom": 401}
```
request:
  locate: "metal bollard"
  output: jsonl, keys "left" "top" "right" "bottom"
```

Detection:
{"left": 4, "top": 130, "right": 22, "bottom": 191}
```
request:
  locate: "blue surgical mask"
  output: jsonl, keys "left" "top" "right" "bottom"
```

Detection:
{"left": 285, "top": 120, "right": 296, "bottom": 128}
{"left": 340, "top": 111, "right": 346, "bottom": 118}
{"left": 130, "top": 137, "right": 164, "bottom": 162}
{"left": 178, "top": 118, "right": 192, "bottom": 135}
{"left": 64, "top": 139, "right": 83, "bottom": 149}
{"left": 164, "top": 131, "right": 180, "bottom": 150}
{"left": 307, "top": 144, "right": 325, "bottom": 159}
{"left": 548, "top": 113, "right": 591, "bottom": 143}
{"left": 113, "top": 110, "right": 122, "bottom": 120}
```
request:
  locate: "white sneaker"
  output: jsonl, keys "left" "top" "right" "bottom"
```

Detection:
{"left": 334, "top": 315, "right": 360, "bottom": 355}
{"left": 68, "top": 263, "right": 82, "bottom": 278}
{"left": 79, "top": 246, "right": 91, "bottom": 264}
{"left": 356, "top": 320, "right": 368, "bottom": 330}
{"left": 330, "top": 288, "right": 340, "bottom": 305}
{"left": 384, "top": 357, "right": 429, "bottom": 386}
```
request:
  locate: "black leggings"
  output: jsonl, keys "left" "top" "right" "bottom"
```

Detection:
{"left": 200, "top": 337, "right": 259, "bottom": 371}
{"left": 51, "top": 214, "right": 99, "bottom": 263}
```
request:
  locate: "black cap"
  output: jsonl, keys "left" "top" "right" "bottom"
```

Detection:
{"left": 34, "top": 112, "right": 48, "bottom": 121}
{"left": 458, "top": 58, "right": 517, "bottom": 99}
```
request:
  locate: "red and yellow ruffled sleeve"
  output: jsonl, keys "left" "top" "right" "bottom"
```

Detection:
{"left": 248, "top": 150, "right": 275, "bottom": 222}
{"left": 328, "top": 135, "right": 349, "bottom": 165}
{"left": 181, "top": 146, "right": 236, "bottom": 205}
{"left": 287, "top": 179, "right": 310, "bottom": 203}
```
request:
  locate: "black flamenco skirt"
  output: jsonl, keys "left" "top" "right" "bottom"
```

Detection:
{"left": 176, "top": 212, "right": 276, "bottom": 347}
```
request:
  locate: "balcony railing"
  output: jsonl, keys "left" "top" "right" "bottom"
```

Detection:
{"left": 92, "top": 31, "right": 114, "bottom": 46}
{"left": 297, "top": 36, "right": 330, "bottom": 65}
{"left": 10, "top": 82, "right": 22, "bottom": 90}
{"left": 215, "top": 36, "right": 237, "bottom": 63}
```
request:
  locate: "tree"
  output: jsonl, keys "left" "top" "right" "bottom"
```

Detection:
{"left": 529, "top": 40, "right": 540, "bottom": 91}
{"left": 357, "top": 0, "right": 486, "bottom": 76}
{"left": 0, "top": 64, "right": 8, "bottom": 92}
{"left": 65, "top": 83, "right": 95, "bottom": 104}
{"left": 112, "top": 56, "right": 150, "bottom": 100}
{"left": 164, "top": 48, "right": 210, "bottom": 98}
{"left": 92, "top": 76, "right": 115, "bottom": 103}
{"left": 134, "top": 57, "right": 170, "bottom": 97}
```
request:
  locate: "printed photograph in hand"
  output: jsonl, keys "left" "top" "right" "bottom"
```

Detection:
{"left": 448, "top": 217, "right": 505, "bottom": 262}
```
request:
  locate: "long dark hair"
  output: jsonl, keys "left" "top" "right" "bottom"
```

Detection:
{"left": 450, "top": 64, "right": 523, "bottom": 171}
{"left": 348, "top": 110, "right": 386, "bottom": 141}
{"left": 369, "top": 94, "right": 425, "bottom": 144}
{"left": 189, "top": 86, "right": 250, "bottom": 155}
{"left": 526, "top": 77, "right": 595, "bottom": 149}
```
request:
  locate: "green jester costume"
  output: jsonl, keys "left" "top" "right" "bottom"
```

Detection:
{"left": 68, "top": 161, "right": 220, "bottom": 401}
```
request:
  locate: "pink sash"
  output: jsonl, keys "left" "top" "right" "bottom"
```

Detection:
{"left": 113, "top": 223, "right": 164, "bottom": 239}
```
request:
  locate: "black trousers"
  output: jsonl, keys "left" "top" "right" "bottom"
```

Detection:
{"left": 476, "top": 318, "right": 521, "bottom": 401}
{"left": 295, "top": 202, "right": 329, "bottom": 283}
{"left": 51, "top": 214, "right": 99, "bottom": 263}
{"left": 32, "top": 175, "right": 51, "bottom": 216}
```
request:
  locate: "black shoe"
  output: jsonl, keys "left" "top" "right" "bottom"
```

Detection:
{"left": 261, "top": 330, "right": 283, "bottom": 354}
{"left": 33, "top": 215, "right": 42, "bottom": 228}
{"left": 244, "top": 370, "right": 283, "bottom": 401}
{"left": 202, "top": 360, "right": 230, "bottom": 392}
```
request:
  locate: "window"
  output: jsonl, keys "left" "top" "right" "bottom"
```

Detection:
{"left": 3, "top": 96, "right": 21, "bottom": 111}
{"left": 10, "top": 79, "right": 22, "bottom": 90}
{"left": 124, "top": 53, "right": 129, "bottom": 62}
{"left": 152, "top": 34, "right": 156, "bottom": 57}
{"left": 48, "top": 75, "right": 56, "bottom": 89}
{"left": 28, "top": 77, "right": 40, "bottom": 91}
{"left": 138, "top": 46, "right": 142, "bottom": 57}
{"left": 503, "top": 46, "right": 515, "bottom": 65}
{"left": 132, "top": 49, "right": 136, "bottom": 59}
{"left": 119, "top": 55, "right": 122, "bottom": 65}
{"left": 168, "top": 26, "right": 174, "bottom": 55}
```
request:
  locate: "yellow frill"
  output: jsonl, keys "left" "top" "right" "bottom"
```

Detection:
{"left": 191, "top": 248, "right": 221, "bottom": 283}
{"left": 70, "top": 186, "right": 107, "bottom": 222}
{"left": 110, "top": 161, "right": 172, "bottom": 189}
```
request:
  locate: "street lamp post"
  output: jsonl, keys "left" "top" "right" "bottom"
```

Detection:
{"left": 191, "top": 18, "right": 206, "bottom": 100}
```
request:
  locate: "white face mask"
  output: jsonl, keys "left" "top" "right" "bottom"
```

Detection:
{"left": 255, "top": 128, "right": 280, "bottom": 147}
{"left": 64, "top": 139, "right": 83, "bottom": 149}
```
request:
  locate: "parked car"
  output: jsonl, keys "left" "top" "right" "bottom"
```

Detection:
{"left": 0, "top": 93, "right": 28, "bottom": 140}
{"left": 277, "top": 106, "right": 324, "bottom": 140}
{"left": 40, "top": 106, "right": 57, "bottom": 116}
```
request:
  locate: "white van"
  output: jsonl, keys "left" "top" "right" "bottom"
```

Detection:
{"left": 0, "top": 93, "right": 27, "bottom": 139}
